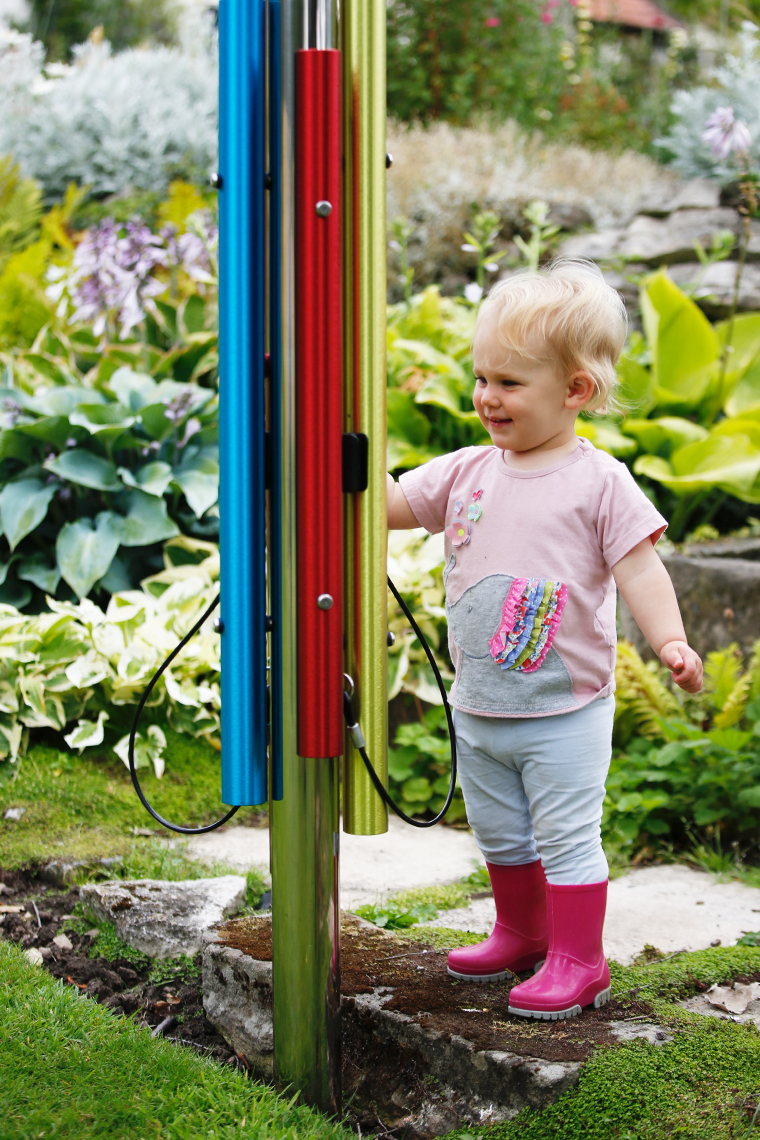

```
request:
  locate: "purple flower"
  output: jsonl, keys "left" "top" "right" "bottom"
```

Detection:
{"left": 53, "top": 217, "right": 168, "bottom": 340}
{"left": 703, "top": 107, "right": 752, "bottom": 160}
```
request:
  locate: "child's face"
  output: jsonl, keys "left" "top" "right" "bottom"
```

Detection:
{"left": 472, "top": 307, "right": 589, "bottom": 453}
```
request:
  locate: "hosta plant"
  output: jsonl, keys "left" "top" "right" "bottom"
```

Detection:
{"left": 0, "top": 206, "right": 220, "bottom": 610}
{"left": 0, "top": 535, "right": 220, "bottom": 782}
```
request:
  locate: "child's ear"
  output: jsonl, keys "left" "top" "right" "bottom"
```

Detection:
{"left": 565, "top": 371, "right": 596, "bottom": 409}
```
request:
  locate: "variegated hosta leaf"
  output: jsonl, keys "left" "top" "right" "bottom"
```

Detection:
{"left": 114, "top": 724, "right": 167, "bottom": 779}
{"left": 63, "top": 710, "right": 109, "bottom": 753}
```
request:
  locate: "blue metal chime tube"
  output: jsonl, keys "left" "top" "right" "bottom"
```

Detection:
{"left": 217, "top": 0, "right": 269, "bottom": 807}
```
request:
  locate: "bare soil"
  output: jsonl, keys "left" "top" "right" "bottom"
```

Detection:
{"left": 0, "top": 864, "right": 242, "bottom": 1069}
{"left": 216, "top": 914, "right": 653, "bottom": 1064}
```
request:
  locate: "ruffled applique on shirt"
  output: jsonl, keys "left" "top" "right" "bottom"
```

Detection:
{"left": 488, "top": 578, "right": 568, "bottom": 673}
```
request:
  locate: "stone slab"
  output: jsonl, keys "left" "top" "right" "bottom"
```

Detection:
{"left": 619, "top": 552, "right": 760, "bottom": 661}
{"left": 202, "top": 929, "right": 582, "bottom": 1134}
{"left": 427, "top": 865, "right": 760, "bottom": 966}
{"left": 666, "top": 260, "right": 760, "bottom": 316}
{"left": 80, "top": 875, "right": 246, "bottom": 958}
{"left": 637, "top": 178, "right": 721, "bottom": 217}
{"left": 41, "top": 856, "right": 123, "bottom": 889}
{"left": 187, "top": 816, "right": 483, "bottom": 911}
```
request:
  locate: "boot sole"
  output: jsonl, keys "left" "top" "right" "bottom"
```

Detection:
{"left": 508, "top": 985, "right": 611, "bottom": 1021}
{"left": 447, "top": 958, "right": 545, "bottom": 984}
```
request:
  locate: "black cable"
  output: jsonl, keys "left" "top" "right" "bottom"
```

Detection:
{"left": 342, "top": 576, "right": 457, "bottom": 828}
{"left": 130, "top": 575, "right": 458, "bottom": 834}
{"left": 128, "top": 591, "right": 240, "bottom": 835}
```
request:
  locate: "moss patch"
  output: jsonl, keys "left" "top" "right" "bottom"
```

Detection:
{"left": 0, "top": 732, "right": 266, "bottom": 868}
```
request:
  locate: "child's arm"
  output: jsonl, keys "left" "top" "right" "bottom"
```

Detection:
{"left": 386, "top": 473, "right": 421, "bottom": 529}
{"left": 612, "top": 537, "right": 703, "bottom": 694}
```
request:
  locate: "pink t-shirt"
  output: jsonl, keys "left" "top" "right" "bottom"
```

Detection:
{"left": 399, "top": 439, "right": 667, "bottom": 718}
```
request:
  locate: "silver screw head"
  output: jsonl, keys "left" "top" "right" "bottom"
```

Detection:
{"left": 317, "top": 593, "right": 333, "bottom": 610}
{"left": 213, "top": 616, "right": 224, "bottom": 633}
{"left": 315, "top": 200, "right": 332, "bottom": 217}
{"left": 210, "top": 171, "right": 223, "bottom": 190}
{"left": 386, "top": 152, "right": 393, "bottom": 169}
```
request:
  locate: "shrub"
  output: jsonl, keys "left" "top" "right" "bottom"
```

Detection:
{"left": 658, "top": 21, "right": 760, "bottom": 179}
{"left": 0, "top": 29, "right": 217, "bottom": 201}
{"left": 0, "top": 208, "right": 219, "bottom": 610}
{"left": 0, "top": 535, "right": 220, "bottom": 779}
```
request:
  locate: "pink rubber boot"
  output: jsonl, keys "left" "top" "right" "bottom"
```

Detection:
{"left": 447, "top": 860, "right": 548, "bottom": 982}
{"left": 507, "top": 880, "right": 611, "bottom": 1020}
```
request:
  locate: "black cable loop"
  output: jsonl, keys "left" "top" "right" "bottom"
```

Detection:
{"left": 128, "top": 591, "right": 240, "bottom": 835}
{"left": 129, "top": 576, "right": 458, "bottom": 834}
{"left": 343, "top": 576, "right": 457, "bottom": 829}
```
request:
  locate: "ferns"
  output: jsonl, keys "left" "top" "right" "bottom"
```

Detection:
{"left": 0, "top": 156, "right": 42, "bottom": 269}
{"left": 614, "top": 640, "right": 679, "bottom": 745}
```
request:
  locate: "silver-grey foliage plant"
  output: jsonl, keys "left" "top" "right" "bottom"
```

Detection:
{"left": 658, "top": 22, "right": 760, "bottom": 180}
{"left": 0, "top": 26, "right": 218, "bottom": 201}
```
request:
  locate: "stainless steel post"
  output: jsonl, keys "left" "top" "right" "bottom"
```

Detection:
{"left": 270, "top": 0, "right": 342, "bottom": 1116}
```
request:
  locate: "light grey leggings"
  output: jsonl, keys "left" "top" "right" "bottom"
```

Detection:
{"left": 454, "top": 697, "right": 614, "bottom": 885}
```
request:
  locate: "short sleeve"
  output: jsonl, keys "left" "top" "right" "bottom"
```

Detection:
{"left": 597, "top": 462, "right": 668, "bottom": 569}
{"left": 398, "top": 451, "right": 467, "bottom": 535}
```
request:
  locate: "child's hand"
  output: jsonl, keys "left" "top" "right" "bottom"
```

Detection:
{"left": 659, "top": 640, "right": 703, "bottom": 693}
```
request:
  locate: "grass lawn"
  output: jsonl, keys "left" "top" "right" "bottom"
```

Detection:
{"left": 0, "top": 939, "right": 347, "bottom": 1140}
{"left": 0, "top": 731, "right": 265, "bottom": 870}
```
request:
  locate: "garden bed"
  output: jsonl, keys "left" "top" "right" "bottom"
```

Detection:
{"left": 0, "top": 864, "right": 239, "bottom": 1067}
{"left": 215, "top": 915, "right": 651, "bottom": 1065}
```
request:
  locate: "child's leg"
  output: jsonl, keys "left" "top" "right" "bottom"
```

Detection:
{"left": 447, "top": 710, "right": 548, "bottom": 981}
{"left": 453, "top": 708, "right": 538, "bottom": 865}
{"left": 506, "top": 696, "right": 614, "bottom": 1019}
{"left": 516, "top": 695, "right": 614, "bottom": 885}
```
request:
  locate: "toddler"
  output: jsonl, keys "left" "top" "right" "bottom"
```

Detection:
{"left": 386, "top": 260, "right": 702, "bottom": 1021}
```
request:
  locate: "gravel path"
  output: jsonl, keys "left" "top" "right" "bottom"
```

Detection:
{"left": 187, "top": 821, "right": 760, "bottom": 965}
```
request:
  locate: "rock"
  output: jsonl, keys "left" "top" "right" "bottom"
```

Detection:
{"left": 637, "top": 178, "right": 721, "bottom": 217}
{"left": 666, "top": 261, "right": 760, "bottom": 317}
{"left": 0, "top": 883, "right": 15, "bottom": 896}
{"left": 52, "top": 933, "right": 73, "bottom": 951}
{"left": 559, "top": 228, "right": 623, "bottom": 262}
{"left": 41, "top": 856, "right": 124, "bottom": 889}
{"left": 3, "top": 807, "right": 26, "bottom": 822}
{"left": 203, "top": 939, "right": 274, "bottom": 1077}
{"left": 680, "top": 984, "right": 760, "bottom": 1029}
{"left": 24, "top": 948, "right": 44, "bottom": 966}
{"left": 202, "top": 930, "right": 582, "bottom": 1129}
{"left": 617, "top": 208, "right": 743, "bottom": 266}
{"left": 547, "top": 202, "right": 594, "bottom": 231}
{"left": 80, "top": 876, "right": 246, "bottom": 958}
{"left": 681, "top": 536, "right": 760, "bottom": 562}
{"left": 620, "top": 553, "right": 760, "bottom": 661}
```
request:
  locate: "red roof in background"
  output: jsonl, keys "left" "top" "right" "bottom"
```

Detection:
{"left": 587, "top": 0, "right": 682, "bottom": 30}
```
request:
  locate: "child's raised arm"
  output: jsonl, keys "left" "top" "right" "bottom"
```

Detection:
{"left": 612, "top": 537, "right": 703, "bottom": 693}
{"left": 386, "top": 473, "right": 421, "bottom": 529}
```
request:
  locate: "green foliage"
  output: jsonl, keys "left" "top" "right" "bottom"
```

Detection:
{"left": 387, "top": 0, "right": 567, "bottom": 129}
{"left": 607, "top": 638, "right": 760, "bottom": 856}
{"left": 0, "top": 158, "right": 43, "bottom": 271}
{"left": 0, "top": 939, "right": 350, "bottom": 1140}
{"left": 460, "top": 209, "right": 506, "bottom": 293}
{"left": 354, "top": 899, "right": 438, "bottom": 930}
{"left": 0, "top": 197, "right": 220, "bottom": 609}
{"left": 512, "top": 200, "right": 561, "bottom": 275}
{"left": 85, "top": 920, "right": 151, "bottom": 969}
{"left": 386, "top": 285, "right": 487, "bottom": 472}
{"left": 26, "top": 0, "right": 179, "bottom": 61}
{"left": 0, "top": 535, "right": 221, "bottom": 775}
{"left": 387, "top": 702, "right": 466, "bottom": 823}
{"left": 608, "top": 271, "right": 760, "bottom": 538}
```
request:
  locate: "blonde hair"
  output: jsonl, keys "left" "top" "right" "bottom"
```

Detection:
{"left": 475, "top": 258, "right": 628, "bottom": 416}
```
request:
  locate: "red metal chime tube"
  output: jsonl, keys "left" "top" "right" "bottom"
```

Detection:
{"left": 295, "top": 48, "right": 344, "bottom": 759}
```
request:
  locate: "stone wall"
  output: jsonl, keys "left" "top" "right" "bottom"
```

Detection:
{"left": 619, "top": 538, "right": 760, "bottom": 661}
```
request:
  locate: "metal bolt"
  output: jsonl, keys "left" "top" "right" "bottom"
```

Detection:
{"left": 213, "top": 617, "right": 224, "bottom": 633}
{"left": 317, "top": 593, "right": 333, "bottom": 610}
{"left": 387, "top": 631, "right": 396, "bottom": 647}
{"left": 210, "top": 172, "right": 223, "bottom": 190}
{"left": 386, "top": 152, "right": 393, "bottom": 169}
{"left": 315, "top": 200, "right": 332, "bottom": 217}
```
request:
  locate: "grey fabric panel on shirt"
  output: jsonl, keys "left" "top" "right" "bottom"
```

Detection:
{"left": 447, "top": 573, "right": 577, "bottom": 715}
